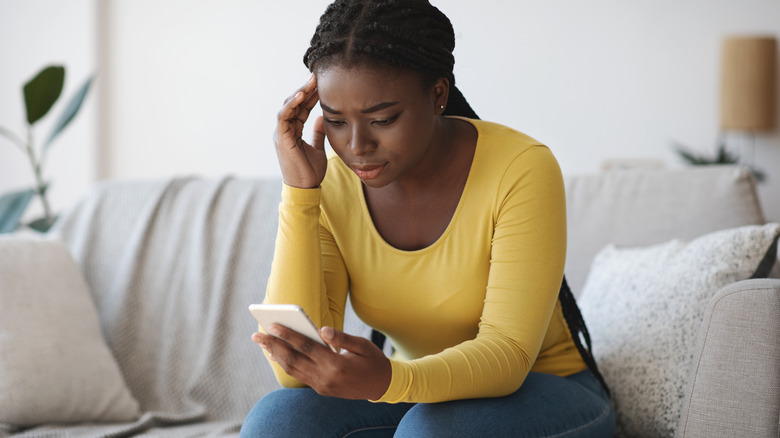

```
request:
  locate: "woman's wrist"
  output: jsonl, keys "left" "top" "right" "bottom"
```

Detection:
{"left": 281, "top": 183, "right": 322, "bottom": 204}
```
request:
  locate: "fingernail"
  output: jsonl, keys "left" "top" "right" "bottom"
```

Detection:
{"left": 308, "top": 73, "right": 315, "bottom": 83}
{"left": 321, "top": 326, "right": 334, "bottom": 340}
{"left": 294, "top": 91, "right": 304, "bottom": 100}
{"left": 269, "top": 324, "right": 281, "bottom": 336}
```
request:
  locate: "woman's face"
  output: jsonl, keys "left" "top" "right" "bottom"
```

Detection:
{"left": 316, "top": 64, "right": 448, "bottom": 189}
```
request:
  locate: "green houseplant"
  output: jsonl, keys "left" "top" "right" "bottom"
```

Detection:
{"left": 0, "top": 65, "right": 93, "bottom": 233}
{"left": 675, "top": 139, "right": 765, "bottom": 183}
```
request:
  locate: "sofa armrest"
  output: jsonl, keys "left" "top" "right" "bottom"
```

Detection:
{"left": 676, "top": 279, "right": 780, "bottom": 438}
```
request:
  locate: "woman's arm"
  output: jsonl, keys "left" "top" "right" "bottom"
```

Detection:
{"left": 257, "top": 74, "right": 344, "bottom": 386}
{"left": 255, "top": 190, "right": 392, "bottom": 398}
{"left": 252, "top": 74, "right": 392, "bottom": 397}
{"left": 253, "top": 75, "right": 392, "bottom": 398}
{"left": 260, "top": 185, "right": 349, "bottom": 387}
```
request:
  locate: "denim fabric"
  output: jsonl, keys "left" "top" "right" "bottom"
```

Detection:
{"left": 239, "top": 370, "right": 614, "bottom": 437}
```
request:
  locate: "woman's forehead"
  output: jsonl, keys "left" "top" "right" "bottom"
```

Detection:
{"left": 316, "top": 63, "right": 416, "bottom": 84}
{"left": 317, "top": 65, "right": 425, "bottom": 110}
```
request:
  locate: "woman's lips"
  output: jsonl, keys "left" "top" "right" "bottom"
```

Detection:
{"left": 352, "top": 163, "right": 386, "bottom": 180}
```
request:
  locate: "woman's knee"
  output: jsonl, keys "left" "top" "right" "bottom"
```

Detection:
{"left": 239, "top": 388, "right": 326, "bottom": 438}
{"left": 394, "top": 372, "right": 614, "bottom": 437}
{"left": 239, "top": 388, "right": 411, "bottom": 438}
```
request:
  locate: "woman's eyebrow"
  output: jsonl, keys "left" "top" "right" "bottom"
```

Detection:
{"left": 320, "top": 101, "right": 400, "bottom": 115}
{"left": 361, "top": 101, "right": 399, "bottom": 114}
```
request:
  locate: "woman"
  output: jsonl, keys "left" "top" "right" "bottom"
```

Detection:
{"left": 241, "top": 0, "right": 614, "bottom": 436}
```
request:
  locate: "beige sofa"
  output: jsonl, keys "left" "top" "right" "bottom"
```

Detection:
{"left": 0, "top": 164, "right": 777, "bottom": 437}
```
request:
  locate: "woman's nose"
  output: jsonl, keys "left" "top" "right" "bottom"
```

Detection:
{"left": 348, "top": 126, "right": 376, "bottom": 156}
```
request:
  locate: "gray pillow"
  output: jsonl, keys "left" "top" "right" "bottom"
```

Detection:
{"left": 578, "top": 223, "right": 780, "bottom": 437}
{"left": 0, "top": 236, "right": 140, "bottom": 426}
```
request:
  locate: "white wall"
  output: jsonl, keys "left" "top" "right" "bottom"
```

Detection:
{"left": 3, "top": 1, "right": 779, "bottom": 221}
{"left": 97, "top": 0, "right": 325, "bottom": 182}
{"left": 0, "top": 0, "right": 96, "bottom": 219}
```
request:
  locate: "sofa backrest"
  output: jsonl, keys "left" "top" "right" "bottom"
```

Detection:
{"left": 50, "top": 165, "right": 766, "bottom": 422}
{"left": 563, "top": 165, "right": 766, "bottom": 293}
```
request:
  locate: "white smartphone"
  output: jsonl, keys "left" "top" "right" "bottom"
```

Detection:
{"left": 248, "top": 303, "right": 327, "bottom": 346}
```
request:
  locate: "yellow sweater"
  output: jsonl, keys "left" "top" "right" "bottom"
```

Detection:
{"left": 263, "top": 118, "right": 586, "bottom": 403}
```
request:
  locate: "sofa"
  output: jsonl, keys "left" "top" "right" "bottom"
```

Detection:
{"left": 0, "top": 164, "right": 778, "bottom": 437}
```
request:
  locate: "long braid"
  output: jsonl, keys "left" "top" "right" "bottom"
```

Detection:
{"left": 559, "top": 277, "right": 611, "bottom": 397}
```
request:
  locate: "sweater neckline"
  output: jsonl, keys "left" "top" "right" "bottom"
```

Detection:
{"left": 356, "top": 117, "right": 482, "bottom": 255}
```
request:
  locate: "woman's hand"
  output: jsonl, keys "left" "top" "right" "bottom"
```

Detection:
{"left": 274, "top": 75, "right": 327, "bottom": 189}
{"left": 252, "top": 325, "right": 392, "bottom": 401}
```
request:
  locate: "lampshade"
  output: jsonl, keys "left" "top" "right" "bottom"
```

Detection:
{"left": 720, "top": 36, "right": 777, "bottom": 131}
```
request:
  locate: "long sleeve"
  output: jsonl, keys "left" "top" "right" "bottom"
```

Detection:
{"left": 262, "top": 184, "right": 349, "bottom": 387}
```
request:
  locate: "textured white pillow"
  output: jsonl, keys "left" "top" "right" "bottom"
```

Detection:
{"left": 578, "top": 223, "right": 780, "bottom": 438}
{"left": 0, "top": 236, "right": 140, "bottom": 426}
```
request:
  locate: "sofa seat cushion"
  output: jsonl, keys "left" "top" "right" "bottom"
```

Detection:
{"left": 0, "top": 235, "right": 140, "bottom": 427}
{"left": 578, "top": 223, "right": 780, "bottom": 437}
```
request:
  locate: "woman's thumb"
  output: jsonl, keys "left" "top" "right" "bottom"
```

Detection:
{"left": 311, "top": 116, "right": 326, "bottom": 151}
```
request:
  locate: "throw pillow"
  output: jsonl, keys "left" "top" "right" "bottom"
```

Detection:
{"left": 0, "top": 236, "right": 140, "bottom": 427}
{"left": 578, "top": 223, "right": 780, "bottom": 438}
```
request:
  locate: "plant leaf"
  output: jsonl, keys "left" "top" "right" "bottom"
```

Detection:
{"left": 715, "top": 144, "right": 727, "bottom": 163}
{"left": 674, "top": 144, "right": 707, "bottom": 165}
{"left": 714, "top": 143, "right": 739, "bottom": 164}
{"left": 0, "top": 189, "right": 36, "bottom": 233}
{"left": 752, "top": 168, "right": 766, "bottom": 183}
{"left": 0, "top": 124, "right": 27, "bottom": 149}
{"left": 23, "top": 65, "right": 65, "bottom": 125}
{"left": 27, "top": 215, "right": 58, "bottom": 233}
{"left": 44, "top": 75, "right": 95, "bottom": 152}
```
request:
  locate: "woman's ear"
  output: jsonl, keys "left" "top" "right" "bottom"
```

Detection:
{"left": 432, "top": 77, "right": 449, "bottom": 115}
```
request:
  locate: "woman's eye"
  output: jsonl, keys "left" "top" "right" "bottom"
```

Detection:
{"left": 372, "top": 115, "right": 399, "bottom": 126}
{"left": 325, "top": 119, "right": 346, "bottom": 127}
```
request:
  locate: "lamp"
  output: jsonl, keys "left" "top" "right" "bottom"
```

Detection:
{"left": 675, "top": 36, "right": 776, "bottom": 180}
{"left": 719, "top": 35, "right": 777, "bottom": 169}
{"left": 720, "top": 36, "right": 777, "bottom": 131}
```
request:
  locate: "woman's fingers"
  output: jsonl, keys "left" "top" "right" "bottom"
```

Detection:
{"left": 282, "top": 74, "right": 317, "bottom": 106}
{"left": 311, "top": 116, "right": 326, "bottom": 151}
{"left": 257, "top": 324, "right": 391, "bottom": 400}
{"left": 295, "top": 88, "right": 320, "bottom": 134}
{"left": 276, "top": 76, "right": 318, "bottom": 143}
{"left": 273, "top": 75, "right": 327, "bottom": 188}
{"left": 256, "top": 325, "right": 325, "bottom": 385}
{"left": 266, "top": 324, "right": 329, "bottom": 356}
{"left": 319, "top": 327, "right": 372, "bottom": 356}
{"left": 276, "top": 93, "right": 310, "bottom": 146}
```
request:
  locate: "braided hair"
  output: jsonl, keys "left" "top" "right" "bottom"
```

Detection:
{"left": 304, "top": 0, "right": 479, "bottom": 119}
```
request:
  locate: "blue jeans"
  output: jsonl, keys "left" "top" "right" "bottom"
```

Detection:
{"left": 239, "top": 370, "right": 614, "bottom": 437}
